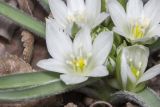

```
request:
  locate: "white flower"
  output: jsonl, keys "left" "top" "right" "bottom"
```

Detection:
{"left": 48, "top": 0, "right": 109, "bottom": 34}
{"left": 37, "top": 19, "right": 113, "bottom": 85}
{"left": 108, "top": 0, "right": 160, "bottom": 43}
{"left": 120, "top": 45, "right": 160, "bottom": 90}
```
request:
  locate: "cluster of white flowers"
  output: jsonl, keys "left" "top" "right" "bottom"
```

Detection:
{"left": 37, "top": 0, "right": 160, "bottom": 91}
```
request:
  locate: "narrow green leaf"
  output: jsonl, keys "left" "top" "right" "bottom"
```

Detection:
{"left": 0, "top": 1, "right": 45, "bottom": 38}
{"left": 118, "top": 0, "right": 127, "bottom": 8}
{"left": 101, "top": 0, "right": 107, "bottom": 12}
{"left": 137, "top": 88, "right": 160, "bottom": 107}
{"left": 0, "top": 72, "right": 59, "bottom": 90}
{"left": 110, "top": 88, "right": 160, "bottom": 107}
{"left": 37, "top": 0, "right": 50, "bottom": 13}
{"left": 0, "top": 78, "right": 97, "bottom": 102}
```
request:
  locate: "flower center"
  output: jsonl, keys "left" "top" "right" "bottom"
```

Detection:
{"left": 66, "top": 56, "right": 87, "bottom": 72}
{"left": 131, "top": 17, "right": 150, "bottom": 39}
{"left": 67, "top": 11, "right": 86, "bottom": 24}
{"left": 132, "top": 23, "right": 145, "bottom": 39}
{"left": 72, "top": 57, "right": 87, "bottom": 71}
{"left": 128, "top": 59, "right": 141, "bottom": 79}
{"left": 66, "top": 45, "right": 92, "bottom": 73}
{"left": 130, "top": 63, "right": 140, "bottom": 79}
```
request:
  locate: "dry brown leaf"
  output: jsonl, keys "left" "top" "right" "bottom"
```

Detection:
{"left": 17, "top": 0, "right": 35, "bottom": 63}
{"left": 21, "top": 31, "right": 34, "bottom": 63}
{"left": 0, "top": 0, "right": 18, "bottom": 40}
{"left": 17, "top": 0, "right": 34, "bottom": 15}
{"left": 0, "top": 53, "right": 33, "bottom": 76}
{"left": 64, "top": 103, "right": 78, "bottom": 107}
{"left": 84, "top": 97, "right": 95, "bottom": 106}
{"left": 31, "top": 38, "right": 49, "bottom": 69}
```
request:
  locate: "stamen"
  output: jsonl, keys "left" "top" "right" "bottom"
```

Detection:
{"left": 132, "top": 23, "right": 144, "bottom": 39}
{"left": 129, "top": 63, "right": 141, "bottom": 79}
{"left": 129, "top": 58, "right": 133, "bottom": 62}
{"left": 138, "top": 62, "right": 142, "bottom": 68}
{"left": 131, "top": 17, "right": 150, "bottom": 39}
{"left": 66, "top": 60, "right": 73, "bottom": 65}
{"left": 67, "top": 11, "right": 86, "bottom": 24}
{"left": 66, "top": 56, "right": 87, "bottom": 72}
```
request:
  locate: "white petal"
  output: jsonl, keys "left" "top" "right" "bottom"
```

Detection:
{"left": 67, "top": 0, "right": 85, "bottom": 12}
{"left": 86, "top": 0, "right": 101, "bottom": 19}
{"left": 113, "top": 27, "right": 128, "bottom": 38}
{"left": 146, "top": 24, "right": 160, "bottom": 38}
{"left": 108, "top": 0, "right": 128, "bottom": 31}
{"left": 60, "top": 74, "right": 88, "bottom": 85}
{"left": 123, "top": 45, "right": 149, "bottom": 73}
{"left": 131, "top": 36, "right": 154, "bottom": 43}
{"left": 37, "top": 59, "right": 69, "bottom": 74}
{"left": 73, "top": 27, "right": 92, "bottom": 55}
{"left": 144, "top": 0, "right": 160, "bottom": 24}
{"left": 46, "top": 19, "right": 72, "bottom": 61}
{"left": 121, "top": 50, "right": 136, "bottom": 89}
{"left": 127, "top": 0, "right": 143, "bottom": 20}
{"left": 92, "top": 13, "right": 109, "bottom": 29}
{"left": 137, "top": 64, "right": 160, "bottom": 84}
{"left": 48, "top": 0, "right": 68, "bottom": 28}
{"left": 92, "top": 31, "right": 113, "bottom": 65}
{"left": 87, "top": 66, "right": 109, "bottom": 77}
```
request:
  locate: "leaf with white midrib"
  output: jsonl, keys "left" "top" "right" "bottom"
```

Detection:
{"left": 0, "top": 77, "right": 97, "bottom": 102}
{"left": 0, "top": 72, "right": 60, "bottom": 90}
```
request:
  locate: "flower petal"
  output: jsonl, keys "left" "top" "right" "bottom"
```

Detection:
{"left": 73, "top": 27, "right": 92, "bottom": 55}
{"left": 46, "top": 18, "right": 72, "bottom": 61}
{"left": 48, "top": 0, "right": 68, "bottom": 28}
{"left": 144, "top": 0, "right": 160, "bottom": 24}
{"left": 37, "top": 59, "right": 69, "bottom": 74}
{"left": 92, "top": 31, "right": 113, "bottom": 65}
{"left": 127, "top": 0, "right": 143, "bottom": 20}
{"left": 113, "top": 27, "right": 128, "bottom": 38}
{"left": 92, "top": 13, "right": 109, "bottom": 29}
{"left": 67, "top": 0, "right": 85, "bottom": 12}
{"left": 60, "top": 74, "right": 88, "bottom": 85}
{"left": 123, "top": 45, "right": 149, "bottom": 73}
{"left": 121, "top": 50, "right": 136, "bottom": 89}
{"left": 86, "top": 0, "right": 101, "bottom": 19}
{"left": 108, "top": 0, "right": 128, "bottom": 31}
{"left": 137, "top": 64, "right": 160, "bottom": 84}
{"left": 146, "top": 24, "right": 160, "bottom": 38}
{"left": 87, "top": 65, "right": 109, "bottom": 77}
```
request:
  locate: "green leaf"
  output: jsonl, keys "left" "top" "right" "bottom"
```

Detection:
{"left": 137, "top": 88, "right": 160, "bottom": 107}
{"left": 110, "top": 88, "right": 160, "bottom": 107}
{"left": 37, "top": 0, "right": 50, "bottom": 13}
{"left": 101, "top": 0, "right": 107, "bottom": 12}
{"left": 0, "top": 76, "right": 97, "bottom": 102}
{"left": 0, "top": 72, "right": 59, "bottom": 90}
{"left": 118, "top": 0, "right": 127, "bottom": 8}
{"left": 0, "top": 1, "right": 45, "bottom": 38}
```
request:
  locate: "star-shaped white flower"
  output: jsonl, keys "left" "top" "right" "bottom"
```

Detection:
{"left": 108, "top": 0, "right": 160, "bottom": 43}
{"left": 120, "top": 45, "right": 160, "bottom": 90}
{"left": 37, "top": 18, "right": 113, "bottom": 85}
{"left": 48, "top": 0, "right": 109, "bottom": 34}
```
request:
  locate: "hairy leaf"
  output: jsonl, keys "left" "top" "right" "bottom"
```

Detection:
{"left": 0, "top": 72, "right": 59, "bottom": 90}
{"left": 0, "top": 73, "right": 97, "bottom": 102}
